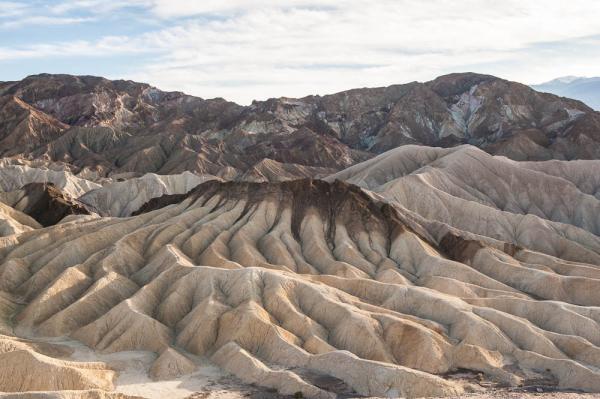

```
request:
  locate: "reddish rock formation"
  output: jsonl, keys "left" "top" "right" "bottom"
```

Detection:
{"left": 1, "top": 72, "right": 599, "bottom": 179}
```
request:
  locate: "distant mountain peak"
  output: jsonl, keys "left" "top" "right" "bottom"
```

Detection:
{"left": 532, "top": 76, "right": 600, "bottom": 110}
{"left": 539, "top": 76, "right": 584, "bottom": 85}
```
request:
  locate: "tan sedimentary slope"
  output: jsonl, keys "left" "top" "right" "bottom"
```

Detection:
{"left": 0, "top": 201, "right": 41, "bottom": 236}
{"left": 328, "top": 144, "right": 600, "bottom": 264}
{"left": 0, "top": 332, "right": 116, "bottom": 393}
{"left": 519, "top": 158, "right": 600, "bottom": 200}
{"left": 0, "top": 160, "right": 101, "bottom": 198}
{"left": 78, "top": 171, "right": 217, "bottom": 217}
{"left": 0, "top": 273, "right": 116, "bottom": 394}
{"left": 1, "top": 179, "right": 600, "bottom": 397}
{"left": 238, "top": 158, "right": 336, "bottom": 183}
{"left": 0, "top": 392, "right": 143, "bottom": 399}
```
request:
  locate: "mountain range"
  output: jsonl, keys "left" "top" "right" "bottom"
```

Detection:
{"left": 0, "top": 72, "right": 600, "bottom": 399}
{"left": 1, "top": 72, "right": 600, "bottom": 182}
{"left": 532, "top": 76, "right": 600, "bottom": 110}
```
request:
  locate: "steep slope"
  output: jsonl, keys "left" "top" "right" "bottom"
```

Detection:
{"left": 0, "top": 331, "right": 116, "bottom": 394}
{"left": 0, "top": 159, "right": 101, "bottom": 197}
{"left": 1, "top": 73, "right": 600, "bottom": 179}
{"left": 0, "top": 201, "right": 41, "bottom": 236}
{"left": 0, "top": 95, "right": 68, "bottom": 153}
{"left": 0, "top": 183, "right": 92, "bottom": 226}
{"left": 0, "top": 74, "right": 368, "bottom": 176}
{"left": 327, "top": 145, "right": 600, "bottom": 264}
{"left": 78, "top": 171, "right": 216, "bottom": 217}
{"left": 237, "top": 158, "right": 335, "bottom": 183}
{"left": 519, "top": 158, "right": 600, "bottom": 199}
{"left": 1, "top": 179, "right": 600, "bottom": 397}
{"left": 295, "top": 72, "right": 600, "bottom": 159}
{"left": 533, "top": 76, "right": 600, "bottom": 110}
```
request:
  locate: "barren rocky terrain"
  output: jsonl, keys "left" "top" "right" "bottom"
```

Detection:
{"left": 2, "top": 72, "right": 600, "bottom": 179}
{"left": 0, "top": 73, "right": 599, "bottom": 398}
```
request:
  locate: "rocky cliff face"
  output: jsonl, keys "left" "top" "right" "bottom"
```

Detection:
{"left": 1, "top": 72, "right": 599, "bottom": 179}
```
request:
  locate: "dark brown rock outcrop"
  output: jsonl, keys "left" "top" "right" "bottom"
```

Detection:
{"left": 0, "top": 182, "right": 92, "bottom": 226}
{"left": 132, "top": 178, "right": 425, "bottom": 249}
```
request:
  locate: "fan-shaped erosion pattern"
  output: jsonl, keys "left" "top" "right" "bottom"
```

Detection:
{"left": 0, "top": 178, "right": 600, "bottom": 397}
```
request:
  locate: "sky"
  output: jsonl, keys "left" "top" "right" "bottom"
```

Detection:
{"left": 1, "top": 1, "right": 600, "bottom": 104}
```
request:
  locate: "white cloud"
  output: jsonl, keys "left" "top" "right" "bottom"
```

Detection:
{"left": 0, "top": 0, "right": 149, "bottom": 28}
{"left": 144, "top": 0, "right": 344, "bottom": 18}
{"left": 0, "top": 15, "right": 93, "bottom": 28}
{"left": 126, "top": 1, "right": 600, "bottom": 103}
{"left": 0, "top": 36, "right": 148, "bottom": 61}
{"left": 2, "top": 0, "right": 600, "bottom": 103}
{"left": 47, "top": 0, "right": 143, "bottom": 14}
{"left": 0, "top": 1, "right": 28, "bottom": 17}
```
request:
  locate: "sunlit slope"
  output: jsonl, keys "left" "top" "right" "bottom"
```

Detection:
{"left": 1, "top": 179, "right": 599, "bottom": 397}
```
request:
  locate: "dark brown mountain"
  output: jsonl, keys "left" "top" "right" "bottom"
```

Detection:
{"left": 0, "top": 72, "right": 599, "bottom": 178}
